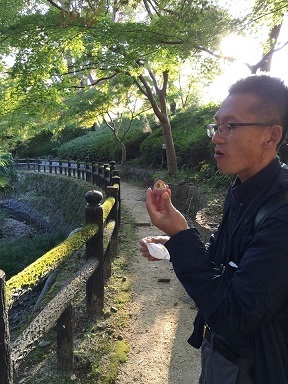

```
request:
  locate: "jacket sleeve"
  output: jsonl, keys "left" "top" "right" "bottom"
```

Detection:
{"left": 165, "top": 209, "right": 288, "bottom": 340}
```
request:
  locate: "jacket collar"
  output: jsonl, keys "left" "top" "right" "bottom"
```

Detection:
{"left": 231, "top": 157, "right": 282, "bottom": 205}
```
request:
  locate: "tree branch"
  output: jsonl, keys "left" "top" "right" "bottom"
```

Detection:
{"left": 45, "top": 0, "right": 67, "bottom": 12}
{"left": 249, "top": 4, "right": 287, "bottom": 24}
{"left": 148, "top": 68, "right": 160, "bottom": 93}
{"left": 143, "top": 0, "right": 162, "bottom": 17}
{"left": 162, "top": 70, "right": 169, "bottom": 95}
{"left": 133, "top": 77, "right": 149, "bottom": 98}
{"left": 138, "top": 73, "right": 162, "bottom": 121}
{"left": 69, "top": 73, "right": 118, "bottom": 88}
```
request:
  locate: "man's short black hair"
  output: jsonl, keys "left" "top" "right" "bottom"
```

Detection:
{"left": 229, "top": 75, "right": 288, "bottom": 148}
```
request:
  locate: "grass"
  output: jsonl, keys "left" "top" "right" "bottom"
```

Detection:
{"left": 15, "top": 206, "right": 136, "bottom": 384}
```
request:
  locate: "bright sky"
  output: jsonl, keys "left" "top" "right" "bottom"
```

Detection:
{"left": 204, "top": 10, "right": 288, "bottom": 103}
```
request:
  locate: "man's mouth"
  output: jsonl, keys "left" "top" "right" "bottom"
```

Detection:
{"left": 214, "top": 149, "right": 225, "bottom": 158}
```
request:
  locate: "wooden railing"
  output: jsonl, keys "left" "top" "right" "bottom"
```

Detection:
{"left": 14, "top": 158, "right": 117, "bottom": 191}
{"left": 0, "top": 165, "right": 121, "bottom": 383}
{"left": 14, "top": 158, "right": 121, "bottom": 227}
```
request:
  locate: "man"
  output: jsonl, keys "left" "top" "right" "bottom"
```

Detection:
{"left": 139, "top": 75, "right": 288, "bottom": 383}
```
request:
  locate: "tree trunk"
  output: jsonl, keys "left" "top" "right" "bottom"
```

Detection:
{"left": 159, "top": 116, "right": 178, "bottom": 175}
{"left": 136, "top": 70, "right": 178, "bottom": 175}
{"left": 157, "top": 77, "right": 178, "bottom": 175}
{"left": 120, "top": 142, "right": 126, "bottom": 166}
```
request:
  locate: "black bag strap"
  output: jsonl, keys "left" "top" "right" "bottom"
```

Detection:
{"left": 254, "top": 190, "right": 288, "bottom": 232}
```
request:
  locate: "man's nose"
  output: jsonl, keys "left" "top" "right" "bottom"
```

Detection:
{"left": 212, "top": 130, "right": 225, "bottom": 144}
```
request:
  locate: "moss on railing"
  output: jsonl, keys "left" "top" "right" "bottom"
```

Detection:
{"left": 102, "top": 196, "right": 115, "bottom": 222}
{"left": 6, "top": 223, "right": 98, "bottom": 306}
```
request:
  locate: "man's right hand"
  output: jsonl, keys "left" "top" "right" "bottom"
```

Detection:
{"left": 146, "top": 188, "right": 189, "bottom": 236}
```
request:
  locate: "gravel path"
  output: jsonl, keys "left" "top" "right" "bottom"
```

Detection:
{"left": 116, "top": 182, "right": 201, "bottom": 384}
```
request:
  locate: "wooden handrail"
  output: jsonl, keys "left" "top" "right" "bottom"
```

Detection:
{"left": 0, "top": 167, "right": 121, "bottom": 382}
{"left": 14, "top": 158, "right": 121, "bottom": 226}
{"left": 14, "top": 158, "right": 117, "bottom": 190}
{"left": 6, "top": 224, "right": 99, "bottom": 307}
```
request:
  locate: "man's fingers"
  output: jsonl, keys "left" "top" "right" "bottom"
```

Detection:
{"left": 158, "top": 191, "right": 171, "bottom": 210}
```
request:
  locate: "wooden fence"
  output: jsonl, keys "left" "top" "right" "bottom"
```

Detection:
{"left": 14, "top": 158, "right": 118, "bottom": 191}
{"left": 14, "top": 158, "right": 121, "bottom": 226}
{"left": 0, "top": 162, "right": 121, "bottom": 383}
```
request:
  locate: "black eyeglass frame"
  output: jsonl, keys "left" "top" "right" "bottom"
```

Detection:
{"left": 205, "top": 122, "right": 275, "bottom": 138}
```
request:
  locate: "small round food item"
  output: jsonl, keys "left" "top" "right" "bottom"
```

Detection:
{"left": 153, "top": 179, "right": 168, "bottom": 196}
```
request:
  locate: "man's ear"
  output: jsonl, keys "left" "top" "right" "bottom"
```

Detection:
{"left": 265, "top": 124, "right": 283, "bottom": 148}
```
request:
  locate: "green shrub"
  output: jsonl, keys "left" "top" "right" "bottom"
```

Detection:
{"left": 176, "top": 132, "right": 214, "bottom": 170}
{"left": 0, "top": 152, "right": 19, "bottom": 195}
{"left": 137, "top": 104, "right": 218, "bottom": 170}
{"left": 15, "top": 103, "right": 221, "bottom": 179}
{"left": 56, "top": 118, "right": 149, "bottom": 163}
{"left": 139, "top": 128, "right": 163, "bottom": 167}
{"left": 171, "top": 104, "right": 219, "bottom": 133}
{"left": 123, "top": 128, "right": 150, "bottom": 161}
{"left": 16, "top": 130, "right": 55, "bottom": 158}
{"left": 16, "top": 127, "right": 92, "bottom": 158}
{"left": 56, "top": 130, "right": 119, "bottom": 162}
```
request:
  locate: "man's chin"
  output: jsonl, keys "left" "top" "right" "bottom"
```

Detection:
{"left": 216, "top": 167, "right": 234, "bottom": 177}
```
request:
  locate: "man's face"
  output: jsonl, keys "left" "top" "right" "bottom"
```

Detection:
{"left": 213, "top": 93, "right": 275, "bottom": 182}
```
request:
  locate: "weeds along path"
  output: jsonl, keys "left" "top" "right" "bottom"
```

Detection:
{"left": 117, "top": 181, "right": 201, "bottom": 384}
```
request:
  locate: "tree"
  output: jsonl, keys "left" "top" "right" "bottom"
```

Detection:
{"left": 212, "top": 0, "right": 288, "bottom": 75}
{"left": 247, "top": 0, "right": 288, "bottom": 73}
{"left": 0, "top": 0, "right": 232, "bottom": 174}
{"left": 101, "top": 88, "right": 150, "bottom": 167}
{"left": 0, "top": 150, "right": 18, "bottom": 194}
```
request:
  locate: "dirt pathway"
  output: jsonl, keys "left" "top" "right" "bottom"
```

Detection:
{"left": 115, "top": 182, "right": 201, "bottom": 384}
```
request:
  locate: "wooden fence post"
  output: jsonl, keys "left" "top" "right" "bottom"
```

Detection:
{"left": 0, "top": 270, "right": 13, "bottom": 384}
{"left": 86, "top": 163, "right": 90, "bottom": 182}
{"left": 91, "top": 164, "right": 96, "bottom": 184}
{"left": 68, "top": 161, "right": 71, "bottom": 177}
{"left": 77, "top": 161, "right": 80, "bottom": 179}
{"left": 111, "top": 170, "right": 121, "bottom": 227}
{"left": 109, "top": 161, "right": 116, "bottom": 184}
{"left": 57, "top": 304, "right": 74, "bottom": 373}
{"left": 85, "top": 190, "right": 104, "bottom": 315}
{"left": 99, "top": 164, "right": 105, "bottom": 189}
{"left": 96, "top": 163, "right": 102, "bottom": 186}
{"left": 105, "top": 186, "right": 119, "bottom": 279}
{"left": 59, "top": 160, "right": 62, "bottom": 175}
{"left": 103, "top": 164, "right": 110, "bottom": 189}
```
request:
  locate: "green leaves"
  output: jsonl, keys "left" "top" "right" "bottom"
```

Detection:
{"left": 0, "top": 0, "right": 235, "bottom": 171}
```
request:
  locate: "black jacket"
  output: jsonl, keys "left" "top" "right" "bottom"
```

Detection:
{"left": 166, "top": 158, "right": 288, "bottom": 384}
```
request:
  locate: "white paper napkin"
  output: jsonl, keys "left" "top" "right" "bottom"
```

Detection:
{"left": 146, "top": 242, "right": 170, "bottom": 261}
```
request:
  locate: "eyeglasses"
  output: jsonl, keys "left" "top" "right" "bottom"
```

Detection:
{"left": 205, "top": 122, "right": 274, "bottom": 138}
